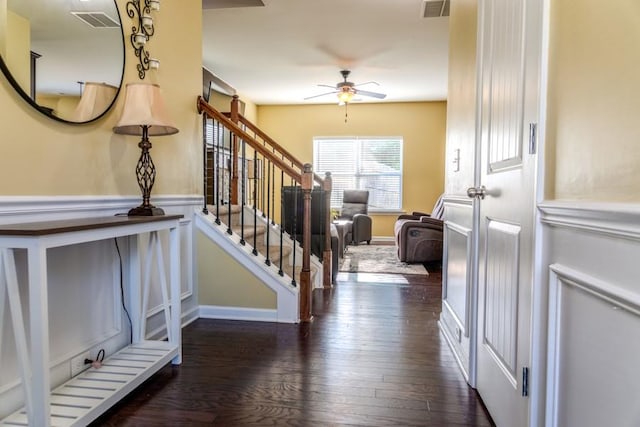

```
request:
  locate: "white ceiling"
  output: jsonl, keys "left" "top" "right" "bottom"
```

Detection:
{"left": 202, "top": 0, "right": 450, "bottom": 105}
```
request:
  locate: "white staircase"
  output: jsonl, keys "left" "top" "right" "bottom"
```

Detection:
{"left": 194, "top": 205, "right": 324, "bottom": 323}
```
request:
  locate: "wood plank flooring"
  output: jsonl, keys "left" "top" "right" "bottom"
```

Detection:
{"left": 91, "top": 268, "right": 495, "bottom": 426}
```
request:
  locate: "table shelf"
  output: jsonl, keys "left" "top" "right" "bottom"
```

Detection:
{"left": 0, "top": 341, "right": 177, "bottom": 426}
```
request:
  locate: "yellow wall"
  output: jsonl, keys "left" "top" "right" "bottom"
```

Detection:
{"left": 256, "top": 102, "right": 447, "bottom": 237}
{"left": 197, "top": 233, "right": 276, "bottom": 308}
{"left": 238, "top": 93, "right": 257, "bottom": 123}
{"left": 0, "top": 0, "right": 202, "bottom": 197}
{"left": 444, "top": 0, "right": 477, "bottom": 195}
{"left": 547, "top": 0, "right": 640, "bottom": 201}
{"left": 5, "top": 9, "right": 30, "bottom": 91}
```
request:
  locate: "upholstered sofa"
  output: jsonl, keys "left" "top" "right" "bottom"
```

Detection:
{"left": 394, "top": 196, "right": 444, "bottom": 263}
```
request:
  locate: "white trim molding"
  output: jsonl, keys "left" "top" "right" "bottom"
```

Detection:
{"left": 538, "top": 200, "right": 640, "bottom": 241}
{"left": 199, "top": 305, "right": 278, "bottom": 323}
{"left": 0, "top": 193, "right": 203, "bottom": 232}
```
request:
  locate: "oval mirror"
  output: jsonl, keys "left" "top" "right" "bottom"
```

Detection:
{"left": 0, "top": 0, "right": 124, "bottom": 123}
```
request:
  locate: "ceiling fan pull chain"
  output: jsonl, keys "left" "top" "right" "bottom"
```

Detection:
{"left": 344, "top": 103, "right": 348, "bottom": 123}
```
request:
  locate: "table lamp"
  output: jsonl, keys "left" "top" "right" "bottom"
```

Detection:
{"left": 113, "top": 83, "right": 178, "bottom": 216}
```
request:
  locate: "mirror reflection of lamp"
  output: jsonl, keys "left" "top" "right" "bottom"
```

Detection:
{"left": 71, "top": 82, "right": 118, "bottom": 122}
{"left": 113, "top": 83, "right": 178, "bottom": 216}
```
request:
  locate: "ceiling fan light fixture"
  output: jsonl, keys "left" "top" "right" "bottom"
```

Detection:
{"left": 337, "top": 89, "right": 354, "bottom": 104}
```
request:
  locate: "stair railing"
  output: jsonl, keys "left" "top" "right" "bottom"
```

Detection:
{"left": 197, "top": 96, "right": 331, "bottom": 321}
{"left": 226, "top": 97, "right": 333, "bottom": 289}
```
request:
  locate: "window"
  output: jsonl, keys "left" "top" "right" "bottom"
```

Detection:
{"left": 313, "top": 137, "right": 403, "bottom": 211}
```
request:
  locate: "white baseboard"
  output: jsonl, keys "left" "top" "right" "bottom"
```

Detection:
{"left": 199, "top": 305, "right": 278, "bottom": 322}
{"left": 372, "top": 236, "right": 395, "bottom": 243}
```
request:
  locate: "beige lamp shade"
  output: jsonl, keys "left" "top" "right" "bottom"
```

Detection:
{"left": 71, "top": 82, "right": 118, "bottom": 122}
{"left": 113, "top": 83, "right": 178, "bottom": 136}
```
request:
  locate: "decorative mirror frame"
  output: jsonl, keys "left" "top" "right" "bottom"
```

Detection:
{"left": 0, "top": 1, "right": 126, "bottom": 124}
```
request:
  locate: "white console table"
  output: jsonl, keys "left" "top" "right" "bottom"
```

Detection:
{"left": 0, "top": 215, "right": 183, "bottom": 426}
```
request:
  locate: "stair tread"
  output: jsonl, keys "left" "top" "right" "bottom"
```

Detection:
{"left": 207, "top": 204, "right": 242, "bottom": 215}
{"left": 232, "top": 224, "right": 267, "bottom": 240}
{"left": 204, "top": 210, "right": 322, "bottom": 287}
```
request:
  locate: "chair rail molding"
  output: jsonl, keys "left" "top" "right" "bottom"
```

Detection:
{"left": 0, "top": 195, "right": 202, "bottom": 220}
{"left": 538, "top": 200, "right": 640, "bottom": 241}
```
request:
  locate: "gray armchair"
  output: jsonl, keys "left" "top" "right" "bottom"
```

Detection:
{"left": 338, "top": 189, "right": 372, "bottom": 245}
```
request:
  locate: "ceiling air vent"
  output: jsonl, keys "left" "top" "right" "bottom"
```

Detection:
{"left": 71, "top": 11, "right": 120, "bottom": 28}
{"left": 422, "top": 0, "right": 450, "bottom": 18}
{"left": 203, "top": 0, "right": 265, "bottom": 9}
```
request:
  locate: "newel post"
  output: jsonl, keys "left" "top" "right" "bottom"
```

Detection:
{"left": 230, "top": 95, "right": 240, "bottom": 205}
{"left": 322, "top": 172, "right": 333, "bottom": 288}
{"left": 300, "top": 163, "right": 314, "bottom": 322}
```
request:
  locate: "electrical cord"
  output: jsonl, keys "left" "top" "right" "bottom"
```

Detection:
{"left": 84, "top": 348, "right": 105, "bottom": 369}
{"left": 114, "top": 238, "right": 133, "bottom": 344}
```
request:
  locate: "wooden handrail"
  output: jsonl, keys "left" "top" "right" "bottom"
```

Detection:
{"left": 234, "top": 113, "right": 326, "bottom": 185}
{"left": 197, "top": 96, "right": 302, "bottom": 182}
{"left": 237, "top": 115, "right": 303, "bottom": 169}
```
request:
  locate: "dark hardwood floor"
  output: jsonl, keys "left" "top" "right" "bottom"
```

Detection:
{"left": 91, "top": 267, "right": 494, "bottom": 426}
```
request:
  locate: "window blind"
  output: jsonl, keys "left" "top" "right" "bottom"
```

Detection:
{"left": 313, "top": 137, "right": 403, "bottom": 210}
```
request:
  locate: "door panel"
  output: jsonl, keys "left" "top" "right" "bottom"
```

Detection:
{"left": 484, "top": 219, "right": 521, "bottom": 386}
{"left": 475, "top": 0, "right": 541, "bottom": 425}
{"left": 486, "top": 0, "right": 525, "bottom": 171}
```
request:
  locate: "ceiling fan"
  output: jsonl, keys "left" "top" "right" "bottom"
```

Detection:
{"left": 304, "top": 70, "right": 387, "bottom": 104}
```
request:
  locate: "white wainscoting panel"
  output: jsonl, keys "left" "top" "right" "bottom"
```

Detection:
{"left": 546, "top": 264, "right": 640, "bottom": 427}
{"left": 439, "top": 196, "right": 475, "bottom": 384}
{"left": 538, "top": 201, "right": 640, "bottom": 427}
{"left": 443, "top": 222, "right": 472, "bottom": 336}
{"left": 484, "top": 218, "right": 520, "bottom": 384}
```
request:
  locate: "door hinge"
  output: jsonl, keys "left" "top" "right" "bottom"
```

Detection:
{"left": 522, "top": 366, "right": 529, "bottom": 397}
{"left": 528, "top": 123, "right": 537, "bottom": 155}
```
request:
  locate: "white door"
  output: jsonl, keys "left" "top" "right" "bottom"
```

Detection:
{"left": 473, "top": 0, "right": 542, "bottom": 425}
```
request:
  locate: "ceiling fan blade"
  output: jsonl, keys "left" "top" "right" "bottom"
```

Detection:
{"left": 355, "top": 89, "right": 387, "bottom": 99}
{"left": 354, "top": 81, "right": 380, "bottom": 87}
{"left": 317, "top": 84, "right": 337, "bottom": 89}
{"left": 304, "top": 90, "right": 339, "bottom": 100}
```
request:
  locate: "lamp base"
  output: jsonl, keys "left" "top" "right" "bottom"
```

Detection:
{"left": 128, "top": 205, "right": 165, "bottom": 216}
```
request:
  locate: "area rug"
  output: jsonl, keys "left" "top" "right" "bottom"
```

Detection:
{"left": 339, "top": 244, "right": 428, "bottom": 275}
